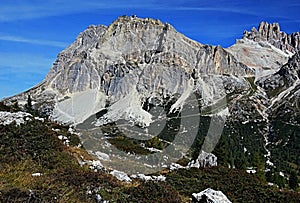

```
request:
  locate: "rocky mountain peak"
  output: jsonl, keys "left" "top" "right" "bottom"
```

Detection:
{"left": 243, "top": 21, "right": 300, "bottom": 53}
{"left": 111, "top": 15, "right": 167, "bottom": 28}
{"left": 104, "top": 15, "right": 173, "bottom": 39}
{"left": 258, "top": 22, "right": 281, "bottom": 38}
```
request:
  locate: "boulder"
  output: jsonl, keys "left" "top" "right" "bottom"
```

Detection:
{"left": 192, "top": 188, "right": 231, "bottom": 203}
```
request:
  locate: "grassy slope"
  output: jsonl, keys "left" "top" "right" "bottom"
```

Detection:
{"left": 0, "top": 102, "right": 299, "bottom": 202}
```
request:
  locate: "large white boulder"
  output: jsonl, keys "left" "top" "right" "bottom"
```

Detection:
{"left": 192, "top": 188, "right": 231, "bottom": 203}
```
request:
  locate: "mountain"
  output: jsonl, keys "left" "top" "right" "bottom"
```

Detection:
{"left": 2, "top": 16, "right": 300, "bottom": 192}
{"left": 4, "top": 16, "right": 252, "bottom": 125}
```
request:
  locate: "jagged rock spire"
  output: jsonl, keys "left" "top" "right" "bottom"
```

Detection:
{"left": 243, "top": 22, "right": 300, "bottom": 53}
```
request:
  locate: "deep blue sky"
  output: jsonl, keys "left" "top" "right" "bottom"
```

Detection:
{"left": 0, "top": 0, "right": 300, "bottom": 99}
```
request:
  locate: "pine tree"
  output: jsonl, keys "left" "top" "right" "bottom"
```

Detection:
{"left": 253, "top": 151, "right": 266, "bottom": 182}
{"left": 274, "top": 172, "right": 286, "bottom": 188}
{"left": 289, "top": 171, "right": 298, "bottom": 190}
{"left": 24, "top": 95, "right": 39, "bottom": 116}
{"left": 12, "top": 101, "right": 21, "bottom": 112}
{"left": 25, "top": 95, "right": 33, "bottom": 113}
{"left": 212, "top": 134, "right": 229, "bottom": 166}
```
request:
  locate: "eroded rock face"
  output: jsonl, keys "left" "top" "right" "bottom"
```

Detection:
{"left": 4, "top": 16, "right": 251, "bottom": 125}
{"left": 2, "top": 17, "right": 300, "bottom": 179}
{"left": 243, "top": 22, "right": 300, "bottom": 54}
{"left": 257, "top": 51, "right": 300, "bottom": 124}
{"left": 43, "top": 16, "right": 251, "bottom": 100}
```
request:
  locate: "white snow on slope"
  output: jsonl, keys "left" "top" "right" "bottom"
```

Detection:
{"left": 110, "top": 170, "right": 132, "bottom": 182}
{"left": 130, "top": 174, "right": 166, "bottom": 181}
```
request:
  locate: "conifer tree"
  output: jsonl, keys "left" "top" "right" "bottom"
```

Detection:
{"left": 25, "top": 95, "right": 33, "bottom": 113}
{"left": 289, "top": 171, "right": 298, "bottom": 190}
{"left": 253, "top": 151, "right": 266, "bottom": 182}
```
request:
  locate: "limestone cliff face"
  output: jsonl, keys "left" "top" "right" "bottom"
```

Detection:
{"left": 45, "top": 16, "right": 250, "bottom": 96}
{"left": 4, "top": 16, "right": 251, "bottom": 121}
{"left": 45, "top": 25, "right": 107, "bottom": 94}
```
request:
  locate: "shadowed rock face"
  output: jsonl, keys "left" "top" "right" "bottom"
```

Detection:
{"left": 257, "top": 51, "right": 300, "bottom": 122}
{"left": 258, "top": 51, "right": 300, "bottom": 93}
{"left": 243, "top": 22, "right": 300, "bottom": 54}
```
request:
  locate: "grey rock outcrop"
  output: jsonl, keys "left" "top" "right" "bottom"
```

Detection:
{"left": 188, "top": 151, "right": 217, "bottom": 168}
{"left": 192, "top": 188, "right": 232, "bottom": 203}
{"left": 243, "top": 22, "right": 300, "bottom": 53}
{"left": 44, "top": 16, "right": 251, "bottom": 99}
{"left": 0, "top": 111, "right": 32, "bottom": 126}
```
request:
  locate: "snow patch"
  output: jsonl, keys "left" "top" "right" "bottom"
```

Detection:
{"left": 89, "top": 160, "right": 104, "bottom": 172}
{"left": 169, "top": 163, "right": 185, "bottom": 171}
{"left": 57, "top": 135, "right": 70, "bottom": 146}
{"left": 266, "top": 160, "right": 274, "bottom": 167}
{"left": 246, "top": 167, "right": 256, "bottom": 174}
{"left": 146, "top": 147, "right": 162, "bottom": 153}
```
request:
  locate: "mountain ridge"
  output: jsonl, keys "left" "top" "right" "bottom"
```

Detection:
{"left": 243, "top": 21, "right": 300, "bottom": 54}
